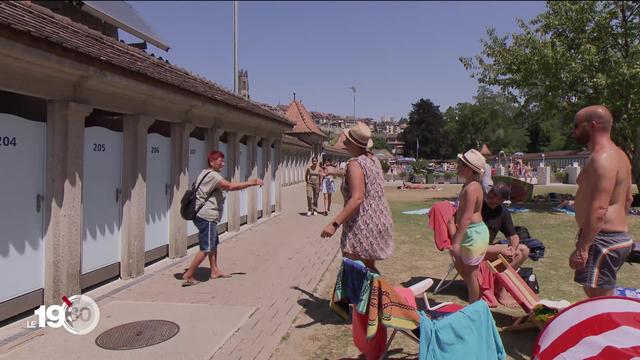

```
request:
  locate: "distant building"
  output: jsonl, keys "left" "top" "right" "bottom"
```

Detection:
{"left": 386, "top": 133, "right": 405, "bottom": 156}
{"left": 372, "top": 149, "right": 395, "bottom": 162}
{"left": 486, "top": 150, "right": 590, "bottom": 170}
{"left": 284, "top": 100, "right": 326, "bottom": 156}
{"left": 238, "top": 69, "right": 249, "bottom": 100}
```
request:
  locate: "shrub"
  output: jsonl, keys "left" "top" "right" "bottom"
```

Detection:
{"left": 412, "top": 159, "right": 427, "bottom": 174}
{"left": 380, "top": 160, "right": 390, "bottom": 173}
{"left": 553, "top": 172, "right": 567, "bottom": 183}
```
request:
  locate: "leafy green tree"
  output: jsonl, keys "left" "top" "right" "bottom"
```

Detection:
{"left": 443, "top": 86, "right": 529, "bottom": 155}
{"left": 461, "top": 1, "right": 640, "bottom": 186}
{"left": 398, "top": 117, "right": 409, "bottom": 125}
{"left": 401, "top": 99, "right": 447, "bottom": 159}
{"left": 372, "top": 135, "right": 392, "bottom": 150}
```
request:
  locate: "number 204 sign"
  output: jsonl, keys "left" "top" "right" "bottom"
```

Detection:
{"left": 26, "top": 295, "right": 100, "bottom": 335}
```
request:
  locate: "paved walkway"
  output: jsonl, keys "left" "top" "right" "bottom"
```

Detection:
{"left": 0, "top": 184, "right": 341, "bottom": 360}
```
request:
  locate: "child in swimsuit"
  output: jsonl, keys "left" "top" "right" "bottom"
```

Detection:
{"left": 450, "top": 149, "right": 490, "bottom": 303}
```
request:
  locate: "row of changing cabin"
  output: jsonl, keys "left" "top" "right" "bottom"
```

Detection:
{"left": 0, "top": 107, "right": 280, "bottom": 322}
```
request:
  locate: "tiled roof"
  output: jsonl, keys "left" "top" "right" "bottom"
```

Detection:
{"left": 0, "top": 1, "right": 293, "bottom": 126}
{"left": 282, "top": 134, "right": 311, "bottom": 149}
{"left": 333, "top": 131, "right": 348, "bottom": 149}
{"left": 324, "top": 143, "right": 349, "bottom": 157}
{"left": 285, "top": 100, "right": 326, "bottom": 137}
{"left": 480, "top": 143, "right": 492, "bottom": 156}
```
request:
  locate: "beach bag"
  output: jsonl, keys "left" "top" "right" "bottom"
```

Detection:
{"left": 627, "top": 242, "right": 640, "bottom": 264}
{"left": 521, "top": 238, "right": 546, "bottom": 261}
{"left": 180, "top": 171, "right": 212, "bottom": 221}
{"left": 514, "top": 226, "right": 531, "bottom": 240}
{"left": 518, "top": 267, "right": 540, "bottom": 294}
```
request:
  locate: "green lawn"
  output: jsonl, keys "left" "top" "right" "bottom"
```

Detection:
{"left": 276, "top": 185, "right": 640, "bottom": 360}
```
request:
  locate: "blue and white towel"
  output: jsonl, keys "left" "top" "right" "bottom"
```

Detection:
{"left": 507, "top": 206, "right": 530, "bottom": 213}
{"left": 553, "top": 208, "right": 576, "bottom": 216}
{"left": 402, "top": 208, "right": 431, "bottom": 215}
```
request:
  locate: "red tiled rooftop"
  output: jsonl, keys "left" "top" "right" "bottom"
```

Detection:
{"left": 324, "top": 143, "right": 349, "bottom": 157}
{"left": 334, "top": 131, "right": 347, "bottom": 149}
{"left": 285, "top": 100, "right": 326, "bottom": 137}
{"left": 0, "top": 1, "right": 293, "bottom": 126}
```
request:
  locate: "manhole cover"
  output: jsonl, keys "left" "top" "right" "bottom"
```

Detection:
{"left": 95, "top": 320, "right": 179, "bottom": 350}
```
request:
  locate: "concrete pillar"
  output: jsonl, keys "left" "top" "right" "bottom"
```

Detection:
{"left": 169, "top": 123, "right": 195, "bottom": 258}
{"left": 296, "top": 152, "right": 300, "bottom": 183}
{"left": 207, "top": 127, "right": 223, "bottom": 152}
{"left": 227, "top": 132, "right": 241, "bottom": 231}
{"left": 299, "top": 153, "right": 304, "bottom": 183}
{"left": 566, "top": 165, "right": 581, "bottom": 184}
{"left": 246, "top": 135, "right": 258, "bottom": 224}
{"left": 537, "top": 166, "right": 551, "bottom": 185}
{"left": 283, "top": 152, "right": 288, "bottom": 186}
{"left": 293, "top": 153, "right": 297, "bottom": 184}
{"left": 274, "top": 140, "right": 283, "bottom": 212}
{"left": 44, "top": 100, "right": 92, "bottom": 305}
{"left": 262, "top": 138, "right": 273, "bottom": 217}
{"left": 120, "top": 115, "right": 154, "bottom": 279}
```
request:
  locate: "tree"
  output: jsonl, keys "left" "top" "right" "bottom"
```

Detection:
{"left": 401, "top": 99, "right": 447, "bottom": 159}
{"left": 372, "top": 135, "right": 392, "bottom": 150}
{"left": 461, "top": 1, "right": 640, "bottom": 187}
{"left": 380, "top": 160, "right": 390, "bottom": 173}
{"left": 443, "top": 86, "right": 529, "bottom": 155}
{"left": 398, "top": 117, "right": 409, "bottom": 125}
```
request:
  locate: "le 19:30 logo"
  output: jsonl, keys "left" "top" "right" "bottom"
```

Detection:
{"left": 27, "top": 295, "right": 100, "bottom": 335}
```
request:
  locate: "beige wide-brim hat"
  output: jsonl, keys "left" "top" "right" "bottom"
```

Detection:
{"left": 343, "top": 122, "right": 374, "bottom": 149}
{"left": 457, "top": 149, "right": 486, "bottom": 174}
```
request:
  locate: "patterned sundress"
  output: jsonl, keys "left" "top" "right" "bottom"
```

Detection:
{"left": 340, "top": 154, "right": 394, "bottom": 260}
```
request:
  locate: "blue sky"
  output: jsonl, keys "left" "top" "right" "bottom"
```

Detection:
{"left": 122, "top": 1, "right": 545, "bottom": 120}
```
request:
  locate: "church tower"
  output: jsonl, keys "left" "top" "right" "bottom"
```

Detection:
{"left": 238, "top": 69, "right": 249, "bottom": 99}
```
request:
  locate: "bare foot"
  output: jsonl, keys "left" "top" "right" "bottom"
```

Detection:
{"left": 211, "top": 273, "right": 231, "bottom": 279}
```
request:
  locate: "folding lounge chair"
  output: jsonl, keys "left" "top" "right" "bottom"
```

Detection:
{"left": 433, "top": 255, "right": 459, "bottom": 295}
{"left": 384, "top": 280, "right": 505, "bottom": 360}
{"left": 487, "top": 254, "right": 542, "bottom": 330}
{"left": 383, "top": 278, "right": 464, "bottom": 359}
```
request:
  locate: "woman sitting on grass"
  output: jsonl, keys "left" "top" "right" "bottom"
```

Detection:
{"left": 447, "top": 149, "right": 490, "bottom": 302}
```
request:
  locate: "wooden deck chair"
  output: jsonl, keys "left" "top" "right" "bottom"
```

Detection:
{"left": 487, "top": 254, "right": 542, "bottom": 331}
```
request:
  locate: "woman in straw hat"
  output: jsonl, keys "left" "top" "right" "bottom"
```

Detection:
{"left": 320, "top": 122, "right": 393, "bottom": 271}
{"left": 448, "top": 149, "right": 490, "bottom": 302}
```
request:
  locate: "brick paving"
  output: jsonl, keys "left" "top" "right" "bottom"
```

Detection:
{"left": 0, "top": 184, "right": 341, "bottom": 360}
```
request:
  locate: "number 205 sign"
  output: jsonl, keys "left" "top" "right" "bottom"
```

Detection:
{"left": 27, "top": 295, "right": 100, "bottom": 335}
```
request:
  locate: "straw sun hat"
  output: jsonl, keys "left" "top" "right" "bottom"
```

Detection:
{"left": 457, "top": 149, "right": 486, "bottom": 174}
{"left": 343, "top": 122, "right": 374, "bottom": 149}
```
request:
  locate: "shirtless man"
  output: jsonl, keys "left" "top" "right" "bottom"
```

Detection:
{"left": 570, "top": 105, "right": 634, "bottom": 298}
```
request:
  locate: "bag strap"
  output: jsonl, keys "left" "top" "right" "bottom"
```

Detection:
{"left": 194, "top": 171, "right": 217, "bottom": 216}
{"left": 193, "top": 171, "right": 212, "bottom": 191}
